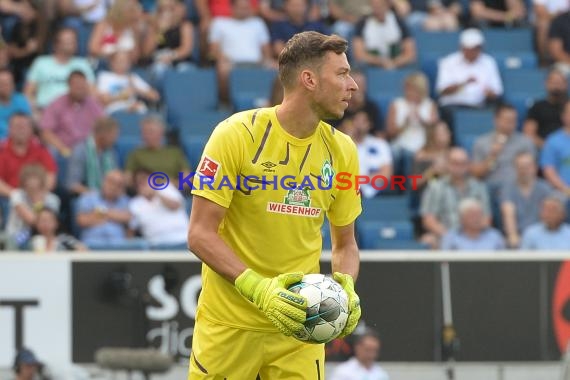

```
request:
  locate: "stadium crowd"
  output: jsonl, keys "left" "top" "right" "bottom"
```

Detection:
{"left": 0, "top": 0, "right": 569, "bottom": 252}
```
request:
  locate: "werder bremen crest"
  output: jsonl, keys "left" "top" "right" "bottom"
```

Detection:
{"left": 321, "top": 160, "right": 334, "bottom": 188}
{"left": 284, "top": 188, "right": 311, "bottom": 207}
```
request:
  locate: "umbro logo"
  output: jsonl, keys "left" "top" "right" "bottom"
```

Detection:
{"left": 261, "top": 161, "right": 276, "bottom": 172}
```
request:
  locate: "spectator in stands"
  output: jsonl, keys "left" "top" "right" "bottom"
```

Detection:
{"left": 330, "top": 329, "right": 389, "bottom": 380}
{"left": 125, "top": 114, "right": 190, "bottom": 186}
{"left": 340, "top": 110, "right": 393, "bottom": 199}
{"left": 386, "top": 71, "right": 438, "bottom": 155}
{"left": 521, "top": 195, "right": 570, "bottom": 249}
{"left": 6, "top": 164, "right": 60, "bottom": 249}
{"left": 128, "top": 168, "right": 188, "bottom": 248}
{"left": 412, "top": 121, "right": 451, "bottom": 189}
{"left": 96, "top": 51, "right": 160, "bottom": 114}
{"left": 57, "top": 0, "right": 109, "bottom": 30}
{"left": 269, "top": 0, "right": 329, "bottom": 57}
{"left": 541, "top": 99, "right": 570, "bottom": 196}
{"left": 470, "top": 0, "right": 527, "bottom": 27}
{"left": 0, "top": 113, "right": 57, "bottom": 197}
{"left": 260, "top": 0, "right": 322, "bottom": 22}
{"left": 534, "top": 0, "right": 569, "bottom": 63}
{"left": 24, "top": 27, "right": 95, "bottom": 120}
{"left": 548, "top": 11, "right": 570, "bottom": 76}
{"left": 208, "top": 0, "right": 275, "bottom": 104}
{"left": 420, "top": 147, "right": 491, "bottom": 248}
{"left": 12, "top": 348, "right": 45, "bottom": 380}
{"left": 76, "top": 170, "right": 132, "bottom": 248}
{"left": 195, "top": 0, "right": 260, "bottom": 64}
{"left": 523, "top": 68, "right": 567, "bottom": 149}
{"left": 39, "top": 70, "right": 104, "bottom": 159}
{"left": 6, "top": 0, "right": 42, "bottom": 87}
{"left": 500, "top": 152, "right": 554, "bottom": 248}
{"left": 441, "top": 197, "right": 505, "bottom": 250}
{"left": 28, "top": 207, "right": 87, "bottom": 252}
{"left": 88, "top": 0, "right": 145, "bottom": 64}
{"left": 66, "top": 117, "right": 119, "bottom": 195}
{"left": 0, "top": 69, "right": 31, "bottom": 139}
{"left": 404, "top": 0, "right": 461, "bottom": 31}
{"left": 436, "top": 28, "right": 503, "bottom": 108}
{"left": 335, "top": 69, "right": 384, "bottom": 137}
{"left": 0, "top": 0, "right": 35, "bottom": 42}
{"left": 471, "top": 104, "right": 535, "bottom": 193}
{"left": 352, "top": 0, "right": 416, "bottom": 70}
{"left": 328, "top": 0, "right": 371, "bottom": 41}
{"left": 143, "top": 0, "right": 195, "bottom": 81}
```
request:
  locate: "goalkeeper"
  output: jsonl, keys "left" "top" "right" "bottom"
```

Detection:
{"left": 187, "top": 31, "right": 362, "bottom": 380}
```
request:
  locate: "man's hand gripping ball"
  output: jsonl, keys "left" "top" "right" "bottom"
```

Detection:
{"left": 235, "top": 269, "right": 308, "bottom": 336}
{"left": 333, "top": 272, "right": 361, "bottom": 338}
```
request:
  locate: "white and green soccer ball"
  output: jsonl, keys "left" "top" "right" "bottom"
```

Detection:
{"left": 288, "top": 274, "right": 349, "bottom": 344}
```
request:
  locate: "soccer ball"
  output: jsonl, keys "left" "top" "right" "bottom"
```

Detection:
{"left": 288, "top": 274, "right": 349, "bottom": 344}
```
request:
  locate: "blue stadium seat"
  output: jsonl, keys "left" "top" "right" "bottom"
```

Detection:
{"left": 181, "top": 135, "right": 208, "bottom": 170}
{"left": 493, "top": 52, "right": 538, "bottom": 71}
{"left": 456, "top": 133, "right": 479, "bottom": 157}
{"left": 229, "top": 68, "right": 277, "bottom": 111}
{"left": 483, "top": 28, "right": 534, "bottom": 54}
{"left": 0, "top": 196, "right": 9, "bottom": 230}
{"left": 360, "top": 195, "right": 411, "bottom": 222}
{"left": 163, "top": 69, "right": 218, "bottom": 125}
{"left": 502, "top": 69, "right": 547, "bottom": 98}
{"left": 366, "top": 68, "right": 419, "bottom": 116}
{"left": 452, "top": 109, "right": 494, "bottom": 136}
{"left": 357, "top": 220, "right": 415, "bottom": 249}
{"left": 115, "top": 137, "right": 143, "bottom": 169}
{"left": 110, "top": 111, "right": 146, "bottom": 138}
{"left": 502, "top": 69, "right": 547, "bottom": 128}
{"left": 176, "top": 110, "right": 231, "bottom": 135}
{"left": 414, "top": 31, "right": 459, "bottom": 57}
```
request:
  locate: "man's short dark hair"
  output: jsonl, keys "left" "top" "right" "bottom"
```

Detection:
{"left": 68, "top": 70, "right": 86, "bottom": 83}
{"left": 494, "top": 102, "right": 516, "bottom": 117}
{"left": 278, "top": 32, "right": 348, "bottom": 89}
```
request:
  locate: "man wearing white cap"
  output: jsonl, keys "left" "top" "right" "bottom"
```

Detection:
{"left": 436, "top": 28, "right": 503, "bottom": 108}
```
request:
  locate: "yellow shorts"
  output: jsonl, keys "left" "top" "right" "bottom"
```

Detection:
{"left": 188, "top": 317, "right": 325, "bottom": 380}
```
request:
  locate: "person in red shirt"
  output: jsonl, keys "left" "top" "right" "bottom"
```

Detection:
{"left": 0, "top": 113, "right": 57, "bottom": 196}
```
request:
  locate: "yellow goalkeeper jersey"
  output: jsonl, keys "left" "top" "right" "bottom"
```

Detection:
{"left": 191, "top": 106, "right": 362, "bottom": 331}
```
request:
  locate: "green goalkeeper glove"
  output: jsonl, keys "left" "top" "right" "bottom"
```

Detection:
{"left": 235, "top": 269, "right": 308, "bottom": 336}
{"left": 333, "top": 272, "right": 361, "bottom": 338}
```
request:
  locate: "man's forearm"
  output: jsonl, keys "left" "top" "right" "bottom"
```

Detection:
{"left": 188, "top": 227, "right": 247, "bottom": 283}
{"left": 331, "top": 243, "right": 359, "bottom": 281}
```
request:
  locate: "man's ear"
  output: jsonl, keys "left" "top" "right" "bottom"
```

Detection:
{"left": 300, "top": 69, "right": 317, "bottom": 91}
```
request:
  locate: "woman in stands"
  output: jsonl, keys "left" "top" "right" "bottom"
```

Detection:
{"left": 88, "top": 0, "right": 146, "bottom": 65}
{"left": 412, "top": 120, "right": 451, "bottom": 190}
{"left": 386, "top": 71, "right": 439, "bottom": 156}
{"left": 142, "top": 0, "right": 195, "bottom": 81}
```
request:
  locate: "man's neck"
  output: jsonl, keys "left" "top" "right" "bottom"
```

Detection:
{"left": 517, "top": 177, "right": 534, "bottom": 191}
{"left": 11, "top": 140, "right": 28, "bottom": 154}
{"left": 463, "top": 228, "right": 481, "bottom": 239}
{"left": 450, "top": 175, "right": 465, "bottom": 188}
{"left": 0, "top": 94, "right": 10, "bottom": 103}
{"left": 54, "top": 52, "right": 71, "bottom": 63}
{"left": 276, "top": 95, "right": 321, "bottom": 139}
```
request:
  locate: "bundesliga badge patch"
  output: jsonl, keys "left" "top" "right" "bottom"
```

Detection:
{"left": 198, "top": 156, "right": 221, "bottom": 179}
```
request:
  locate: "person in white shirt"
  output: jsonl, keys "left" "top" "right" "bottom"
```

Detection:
{"left": 331, "top": 330, "right": 390, "bottom": 380}
{"left": 521, "top": 195, "right": 570, "bottom": 250}
{"left": 387, "top": 71, "right": 439, "bottom": 154}
{"left": 128, "top": 168, "right": 188, "bottom": 248}
{"left": 96, "top": 51, "right": 160, "bottom": 114}
{"left": 341, "top": 110, "right": 393, "bottom": 198}
{"left": 534, "top": 0, "right": 569, "bottom": 61}
{"left": 208, "top": 0, "right": 276, "bottom": 104}
{"left": 436, "top": 28, "right": 503, "bottom": 108}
